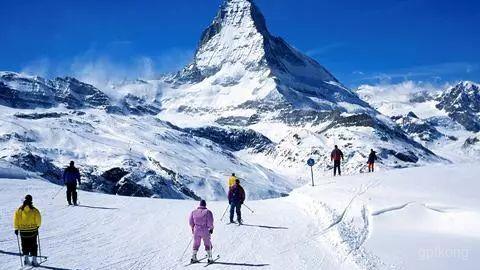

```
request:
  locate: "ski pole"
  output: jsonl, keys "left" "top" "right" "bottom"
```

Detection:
{"left": 243, "top": 204, "right": 255, "bottom": 214}
{"left": 16, "top": 233, "right": 23, "bottom": 267}
{"left": 51, "top": 185, "right": 64, "bottom": 200}
{"left": 179, "top": 237, "right": 193, "bottom": 261}
{"left": 37, "top": 231, "right": 42, "bottom": 262}
{"left": 220, "top": 205, "right": 229, "bottom": 221}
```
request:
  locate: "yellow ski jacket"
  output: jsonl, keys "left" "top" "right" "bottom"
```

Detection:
{"left": 228, "top": 176, "right": 237, "bottom": 187}
{"left": 13, "top": 206, "right": 42, "bottom": 231}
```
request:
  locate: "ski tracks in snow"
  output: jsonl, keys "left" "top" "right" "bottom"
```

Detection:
{"left": 288, "top": 177, "right": 388, "bottom": 269}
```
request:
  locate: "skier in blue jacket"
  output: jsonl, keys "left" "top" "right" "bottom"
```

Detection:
{"left": 63, "top": 161, "right": 81, "bottom": 205}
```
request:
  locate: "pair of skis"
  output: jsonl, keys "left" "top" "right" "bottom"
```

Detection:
{"left": 185, "top": 255, "right": 220, "bottom": 267}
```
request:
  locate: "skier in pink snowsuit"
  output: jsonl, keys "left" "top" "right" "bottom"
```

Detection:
{"left": 189, "top": 200, "right": 214, "bottom": 263}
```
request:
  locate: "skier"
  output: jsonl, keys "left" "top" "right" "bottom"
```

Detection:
{"left": 63, "top": 161, "right": 81, "bottom": 206}
{"left": 189, "top": 200, "right": 215, "bottom": 264}
{"left": 228, "top": 173, "right": 237, "bottom": 187}
{"left": 330, "top": 145, "right": 344, "bottom": 176}
{"left": 228, "top": 179, "right": 245, "bottom": 224}
{"left": 13, "top": 195, "right": 42, "bottom": 267}
{"left": 368, "top": 149, "right": 377, "bottom": 172}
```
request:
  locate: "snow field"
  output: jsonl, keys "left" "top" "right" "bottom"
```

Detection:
{"left": 1, "top": 162, "right": 479, "bottom": 269}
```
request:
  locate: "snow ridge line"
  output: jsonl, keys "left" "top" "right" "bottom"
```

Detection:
{"left": 372, "top": 202, "right": 457, "bottom": 216}
{"left": 372, "top": 202, "right": 415, "bottom": 216}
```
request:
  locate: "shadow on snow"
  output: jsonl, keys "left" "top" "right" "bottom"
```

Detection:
{"left": 76, "top": 205, "right": 118, "bottom": 210}
{"left": 0, "top": 250, "right": 76, "bottom": 270}
{"left": 213, "top": 261, "right": 269, "bottom": 267}
{"left": 241, "top": 224, "right": 288, "bottom": 230}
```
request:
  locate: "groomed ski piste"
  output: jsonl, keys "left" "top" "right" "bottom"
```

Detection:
{"left": 1, "top": 160, "right": 479, "bottom": 270}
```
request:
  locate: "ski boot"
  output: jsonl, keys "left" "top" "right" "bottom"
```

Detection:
{"left": 32, "top": 256, "right": 40, "bottom": 267}
{"left": 207, "top": 250, "right": 214, "bottom": 264}
{"left": 23, "top": 255, "right": 31, "bottom": 266}
{"left": 190, "top": 251, "right": 199, "bottom": 264}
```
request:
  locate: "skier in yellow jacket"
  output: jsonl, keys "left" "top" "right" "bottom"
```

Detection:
{"left": 228, "top": 173, "right": 237, "bottom": 187}
{"left": 14, "top": 194, "right": 42, "bottom": 267}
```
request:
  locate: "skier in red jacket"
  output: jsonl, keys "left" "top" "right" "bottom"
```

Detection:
{"left": 330, "top": 145, "right": 344, "bottom": 176}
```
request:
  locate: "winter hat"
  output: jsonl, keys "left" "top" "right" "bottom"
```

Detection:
{"left": 200, "top": 200, "right": 207, "bottom": 207}
{"left": 21, "top": 194, "right": 33, "bottom": 210}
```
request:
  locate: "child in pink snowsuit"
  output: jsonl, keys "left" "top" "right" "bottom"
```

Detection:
{"left": 189, "top": 200, "right": 214, "bottom": 263}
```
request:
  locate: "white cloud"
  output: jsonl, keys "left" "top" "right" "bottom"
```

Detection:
{"left": 356, "top": 62, "right": 479, "bottom": 84}
{"left": 19, "top": 47, "right": 194, "bottom": 94}
{"left": 20, "top": 58, "right": 51, "bottom": 78}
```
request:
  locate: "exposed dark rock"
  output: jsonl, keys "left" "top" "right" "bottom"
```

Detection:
{"left": 463, "top": 136, "right": 480, "bottom": 148}
{"left": 15, "top": 112, "right": 69, "bottom": 120}
{"left": 0, "top": 132, "right": 36, "bottom": 143}
{"left": 9, "top": 153, "right": 63, "bottom": 184}
{"left": 407, "top": 111, "right": 419, "bottom": 119}
{"left": 101, "top": 167, "right": 129, "bottom": 183}
{"left": 392, "top": 113, "right": 446, "bottom": 142}
{"left": 184, "top": 126, "right": 274, "bottom": 152}
{"left": 436, "top": 82, "right": 480, "bottom": 132}
{"left": 380, "top": 149, "right": 419, "bottom": 163}
{"left": 120, "top": 94, "right": 162, "bottom": 115}
{"left": 113, "top": 177, "right": 154, "bottom": 197}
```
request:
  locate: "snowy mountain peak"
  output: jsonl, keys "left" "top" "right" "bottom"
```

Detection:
{"left": 176, "top": 0, "right": 339, "bottom": 82}
{"left": 170, "top": 0, "right": 367, "bottom": 112}
{"left": 182, "top": 0, "right": 339, "bottom": 84}
{"left": 177, "top": 0, "right": 270, "bottom": 82}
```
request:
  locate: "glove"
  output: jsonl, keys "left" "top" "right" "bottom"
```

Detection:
{"left": 14, "top": 230, "right": 18, "bottom": 235}
{"left": 209, "top": 229, "right": 214, "bottom": 235}
{"left": 241, "top": 201, "right": 244, "bottom": 205}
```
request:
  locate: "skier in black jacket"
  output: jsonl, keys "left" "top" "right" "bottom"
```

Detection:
{"left": 367, "top": 149, "right": 377, "bottom": 172}
{"left": 63, "top": 161, "right": 81, "bottom": 205}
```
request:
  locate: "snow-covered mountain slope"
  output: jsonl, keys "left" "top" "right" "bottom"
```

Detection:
{"left": 0, "top": 72, "right": 110, "bottom": 110}
{"left": 0, "top": 105, "right": 292, "bottom": 200}
{"left": 1, "top": 161, "right": 479, "bottom": 269}
{"left": 0, "top": 72, "right": 161, "bottom": 115}
{"left": 357, "top": 81, "right": 480, "bottom": 162}
{"left": 0, "top": 0, "right": 449, "bottom": 200}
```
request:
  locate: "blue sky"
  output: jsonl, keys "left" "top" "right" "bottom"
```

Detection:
{"left": 1, "top": 0, "right": 479, "bottom": 87}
